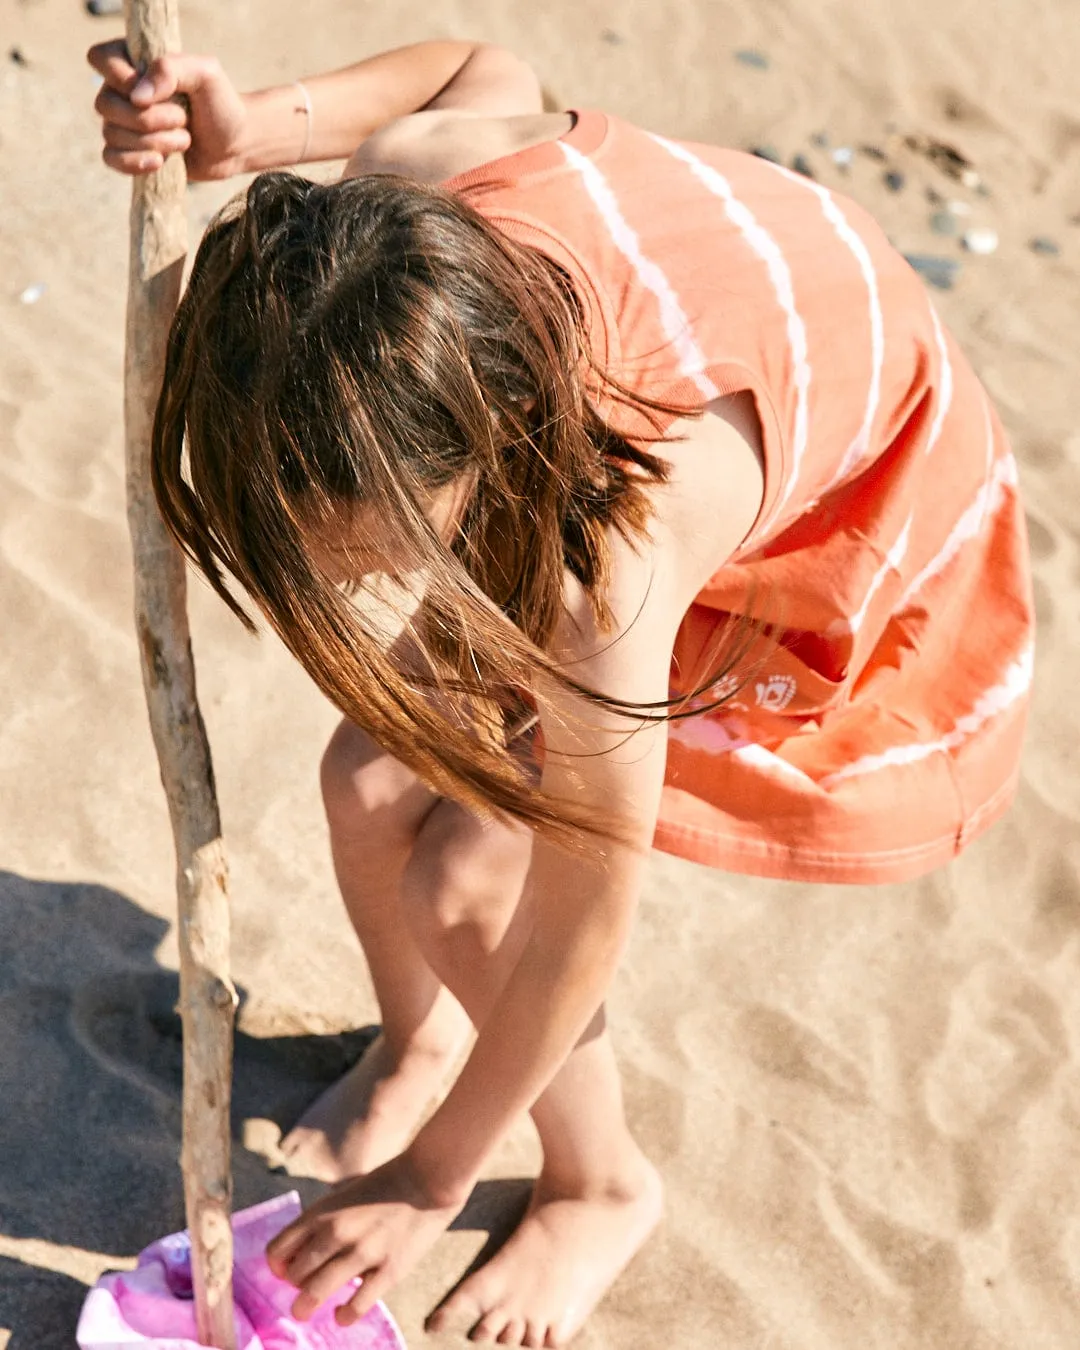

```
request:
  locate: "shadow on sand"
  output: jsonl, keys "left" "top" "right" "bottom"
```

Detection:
{"left": 0, "top": 870, "right": 530, "bottom": 1349}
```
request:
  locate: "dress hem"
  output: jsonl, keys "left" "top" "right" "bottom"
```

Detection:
{"left": 651, "top": 767, "right": 1020, "bottom": 885}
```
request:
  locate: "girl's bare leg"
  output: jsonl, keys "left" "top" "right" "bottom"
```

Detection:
{"left": 280, "top": 721, "right": 473, "bottom": 1179}
{"left": 284, "top": 720, "right": 661, "bottom": 1346}
{"left": 401, "top": 801, "right": 662, "bottom": 1348}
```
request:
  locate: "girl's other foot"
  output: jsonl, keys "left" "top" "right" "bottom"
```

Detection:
{"left": 279, "top": 1029, "right": 467, "bottom": 1182}
{"left": 427, "top": 1152, "right": 663, "bottom": 1346}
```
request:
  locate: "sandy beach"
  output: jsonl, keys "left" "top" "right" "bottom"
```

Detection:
{"left": 2, "top": 0, "right": 1079, "bottom": 1345}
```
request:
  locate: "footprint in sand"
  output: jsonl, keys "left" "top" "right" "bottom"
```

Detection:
{"left": 71, "top": 968, "right": 378, "bottom": 1127}
{"left": 1019, "top": 438, "right": 1065, "bottom": 472}
{"left": 1024, "top": 512, "right": 1057, "bottom": 561}
{"left": 923, "top": 959, "right": 1066, "bottom": 1139}
{"left": 68, "top": 969, "right": 185, "bottom": 1107}
{"left": 616, "top": 1055, "right": 692, "bottom": 1165}
{"left": 733, "top": 1005, "right": 868, "bottom": 1106}
{"left": 1062, "top": 1214, "right": 1080, "bottom": 1290}
{"left": 1031, "top": 573, "right": 1054, "bottom": 625}
{"left": 1031, "top": 853, "right": 1080, "bottom": 958}
{"left": 815, "top": 1173, "right": 957, "bottom": 1299}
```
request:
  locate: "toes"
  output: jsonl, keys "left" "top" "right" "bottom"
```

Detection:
{"left": 495, "top": 1317, "right": 526, "bottom": 1345}
{"left": 522, "top": 1322, "right": 547, "bottom": 1349}
{"left": 469, "top": 1310, "right": 509, "bottom": 1342}
{"left": 426, "top": 1290, "right": 482, "bottom": 1336}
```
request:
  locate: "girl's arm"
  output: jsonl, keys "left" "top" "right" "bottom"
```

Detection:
{"left": 400, "top": 391, "right": 768, "bottom": 1203}
{"left": 238, "top": 42, "right": 542, "bottom": 172}
{"left": 88, "top": 39, "right": 542, "bottom": 179}
{"left": 404, "top": 565, "right": 675, "bottom": 1204}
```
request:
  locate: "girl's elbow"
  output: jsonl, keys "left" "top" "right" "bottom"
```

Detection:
{"left": 467, "top": 44, "right": 544, "bottom": 114}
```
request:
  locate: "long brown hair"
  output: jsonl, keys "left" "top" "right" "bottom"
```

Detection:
{"left": 152, "top": 171, "right": 755, "bottom": 844}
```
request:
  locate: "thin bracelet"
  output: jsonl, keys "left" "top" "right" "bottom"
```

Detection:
{"left": 293, "top": 80, "right": 313, "bottom": 162}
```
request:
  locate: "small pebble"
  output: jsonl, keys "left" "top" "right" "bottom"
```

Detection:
{"left": 962, "top": 226, "right": 999, "bottom": 255}
{"left": 884, "top": 169, "right": 906, "bottom": 192}
{"left": 8, "top": 46, "right": 28, "bottom": 66}
{"left": 750, "top": 145, "right": 782, "bottom": 164}
{"left": 946, "top": 199, "right": 972, "bottom": 217}
{"left": 960, "top": 168, "right": 981, "bottom": 190}
{"left": 810, "top": 131, "right": 830, "bottom": 149}
{"left": 19, "top": 283, "right": 46, "bottom": 305}
{"left": 600, "top": 28, "right": 623, "bottom": 45}
{"left": 925, "top": 186, "right": 945, "bottom": 206}
{"left": 1029, "top": 236, "right": 1060, "bottom": 256}
{"left": 929, "top": 210, "right": 958, "bottom": 237}
{"left": 860, "top": 144, "right": 887, "bottom": 162}
{"left": 86, "top": 0, "right": 123, "bottom": 12}
{"left": 831, "top": 146, "right": 854, "bottom": 169}
{"left": 734, "top": 49, "right": 770, "bottom": 70}
{"left": 904, "top": 253, "right": 961, "bottom": 291}
{"left": 791, "top": 153, "right": 815, "bottom": 179}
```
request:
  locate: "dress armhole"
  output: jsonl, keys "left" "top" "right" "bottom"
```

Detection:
{"left": 649, "top": 360, "right": 789, "bottom": 558}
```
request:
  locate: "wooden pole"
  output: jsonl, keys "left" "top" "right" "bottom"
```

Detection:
{"left": 122, "top": 3, "right": 238, "bottom": 1346}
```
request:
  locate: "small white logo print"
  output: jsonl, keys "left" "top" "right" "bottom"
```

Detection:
{"left": 710, "top": 673, "right": 743, "bottom": 701}
{"left": 754, "top": 674, "right": 797, "bottom": 711}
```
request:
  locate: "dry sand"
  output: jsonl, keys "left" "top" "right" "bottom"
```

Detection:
{"left": 2, "top": 0, "right": 1079, "bottom": 1346}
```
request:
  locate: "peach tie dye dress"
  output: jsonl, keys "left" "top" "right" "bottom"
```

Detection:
{"left": 443, "top": 110, "right": 1034, "bottom": 885}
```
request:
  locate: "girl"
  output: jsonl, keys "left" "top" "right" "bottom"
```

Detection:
{"left": 89, "top": 36, "right": 1033, "bottom": 1349}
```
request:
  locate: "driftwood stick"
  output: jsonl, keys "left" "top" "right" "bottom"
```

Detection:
{"left": 122, "top": 2, "right": 238, "bottom": 1347}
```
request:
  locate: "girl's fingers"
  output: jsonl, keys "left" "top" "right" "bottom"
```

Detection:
{"left": 102, "top": 146, "right": 164, "bottom": 176}
{"left": 292, "top": 1251, "right": 372, "bottom": 1322}
{"left": 128, "top": 53, "right": 225, "bottom": 108}
{"left": 103, "top": 122, "right": 192, "bottom": 158}
{"left": 279, "top": 1232, "right": 344, "bottom": 1290}
{"left": 87, "top": 39, "right": 139, "bottom": 94}
{"left": 334, "top": 1263, "right": 395, "bottom": 1327}
{"left": 266, "top": 1216, "right": 315, "bottom": 1275}
{"left": 94, "top": 84, "right": 189, "bottom": 133}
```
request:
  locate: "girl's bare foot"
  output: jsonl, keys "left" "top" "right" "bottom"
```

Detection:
{"left": 280, "top": 1030, "right": 467, "bottom": 1182}
{"left": 427, "top": 1153, "right": 663, "bottom": 1346}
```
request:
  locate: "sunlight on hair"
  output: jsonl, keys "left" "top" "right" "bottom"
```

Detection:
{"left": 150, "top": 169, "right": 764, "bottom": 848}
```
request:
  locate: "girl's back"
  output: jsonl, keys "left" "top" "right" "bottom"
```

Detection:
{"left": 431, "top": 108, "right": 1033, "bottom": 883}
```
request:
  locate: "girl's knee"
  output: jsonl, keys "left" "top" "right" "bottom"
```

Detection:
{"left": 402, "top": 802, "right": 532, "bottom": 943}
{"left": 320, "top": 719, "right": 424, "bottom": 831}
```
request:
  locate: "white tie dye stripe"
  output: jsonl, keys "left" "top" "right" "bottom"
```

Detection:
{"left": 925, "top": 303, "right": 954, "bottom": 455}
{"left": 730, "top": 742, "right": 817, "bottom": 789}
{"left": 819, "top": 644, "right": 1033, "bottom": 788}
{"left": 898, "top": 450, "right": 1018, "bottom": 613}
{"left": 559, "top": 143, "right": 718, "bottom": 401}
{"left": 828, "top": 514, "right": 913, "bottom": 636}
{"left": 648, "top": 134, "right": 811, "bottom": 528}
{"left": 977, "top": 392, "right": 996, "bottom": 531}
{"left": 771, "top": 164, "right": 885, "bottom": 494}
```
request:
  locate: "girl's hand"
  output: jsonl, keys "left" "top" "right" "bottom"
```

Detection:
{"left": 265, "top": 1153, "right": 463, "bottom": 1325}
{"left": 87, "top": 39, "right": 249, "bottom": 179}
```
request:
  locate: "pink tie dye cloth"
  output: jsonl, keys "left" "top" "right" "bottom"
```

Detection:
{"left": 76, "top": 1191, "right": 406, "bottom": 1350}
